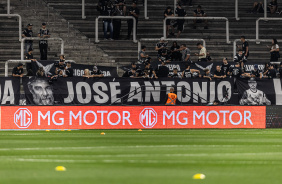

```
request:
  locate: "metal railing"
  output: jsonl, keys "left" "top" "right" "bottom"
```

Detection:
{"left": 137, "top": 38, "right": 206, "bottom": 60}
{"left": 163, "top": 17, "right": 230, "bottom": 43}
{"left": 235, "top": 0, "right": 267, "bottom": 20}
{"left": 21, "top": 37, "right": 64, "bottom": 60}
{"left": 7, "top": 0, "right": 10, "bottom": 14}
{"left": 82, "top": 0, "right": 86, "bottom": 19}
{"left": 144, "top": 0, "right": 148, "bottom": 19}
{"left": 256, "top": 18, "right": 282, "bottom": 41}
{"left": 95, "top": 16, "right": 137, "bottom": 43}
{"left": 5, "top": 59, "right": 76, "bottom": 77}
{"left": 233, "top": 39, "right": 282, "bottom": 57}
{"left": 0, "top": 14, "right": 22, "bottom": 41}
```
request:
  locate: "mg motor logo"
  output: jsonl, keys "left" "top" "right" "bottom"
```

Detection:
{"left": 14, "top": 108, "right": 32, "bottom": 128}
{"left": 139, "top": 108, "right": 157, "bottom": 128}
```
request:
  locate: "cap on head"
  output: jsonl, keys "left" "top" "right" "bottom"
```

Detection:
{"left": 18, "top": 63, "right": 23, "bottom": 67}
{"left": 254, "top": 64, "right": 258, "bottom": 69}
{"left": 27, "top": 23, "right": 33, "bottom": 26}
{"left": 42, "top": 22, "right": 46, "bottom": 26}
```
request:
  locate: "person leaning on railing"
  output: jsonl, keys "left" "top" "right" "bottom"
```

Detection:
{"left": 12, "top": 63, "right": 24, "bottom": 77}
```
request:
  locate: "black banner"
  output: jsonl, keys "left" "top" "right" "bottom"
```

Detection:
{"left": 30, "top": 60, "right": 118, "bottom": 77}
{"left": 121, "top": 61, "right": 266, "bottom": 75}
{"left": 0, "top": 78, "right": 20, "bottom": 105}
{"left": 22, "top": 77, "right": 235, "bottom": 105}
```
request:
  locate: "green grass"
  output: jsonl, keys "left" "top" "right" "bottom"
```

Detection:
{"left": 1, "top": 129, "right": 282, "bottom": 184}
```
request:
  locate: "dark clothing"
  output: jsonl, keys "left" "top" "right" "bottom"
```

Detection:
{"left": 251, "top": 69, "right": 262, "bottom": 78}
{"left": 157, "top": 65, "right": 169, "bottom": 78}
{"left": 194, "top": 10, "right": 205, "bottom": 16}
{"left": 170, "top": 45, "right": 182, "bottom": 61}
{"left": 65, "top": 68, "right": 73, "bottom": 77}
{"left": 25, "top": 53, "right": 33, "bottom": 71}
{"left": 159, "top": 54, "right": 171, "bottom": 62}
{"left": 169, "top": 73, "right": 181, "bottom": 78}
{"left": 221, "top": 63, "right": 230, "bottom": 75}
{"left": 266, "top": 69, "right": 276, "bottom": 78}
{"left": 229, "top": 67, "right": 242, "bottom": 78}
{"left": 122, "top": 70, "right": 136, "bottom": 78}
{"left": 214, "top": 70, "right": 225, "bottom": 77}
{"left": 91, "top": 70, "right": 103, "bottom": 76}
{"left": 38, "top": 29, "right": 50, "bottom": 60}
{"left": 279, "top": 68, "right": 282, "bottom": 78}
{"left": 22, "top": 28, "right": 33, "bottom": 43}
{"left": 234, "top": 53, "right": 247, "bottom": 63}
{"left": 183, "top": 69, "right": 193, "bottom": 78}
{"left": 174, "top": 7, "right": 186, "bottom": 32}
{"left": 127, "top": 6, "right": 139, "bottom": 37}
{"left": 142, "top": 66, "right": 155, "bottom": 78}
{"left": 156, "top": 42, "right": 168, "bottom": 56}
{"left": 164, "top": 10, "right": 174, "bottom": 25}
{"left": 270, "top": 51, "right": 280, "bottom": 61}
{"left": 242, "top": 41, "right": 249, "bottom": 57}
{"left": 12, "top": 67, "right": 23, "bottom": 76}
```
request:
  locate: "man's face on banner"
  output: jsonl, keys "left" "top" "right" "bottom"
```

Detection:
{"left": 248, "top": 81, "right": 257, "bottom": 90}
{"left": 29, "top": 79, "right": 54, "bottom": 105}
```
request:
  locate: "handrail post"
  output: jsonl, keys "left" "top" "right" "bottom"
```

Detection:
{"left": 95, "top": 17, "right": 99, "bottom": 43}
{"left": 144, "top": 0, "right": 148, "bottom": 19}
{"left": 82, "top": 0, "right": 86, "bottom": 19}
{"left": 61, "top": 39, "right": 64, "bottom": 54}
{"left": 256, "top": 18, "right": 260, "bottom": 44}
{"left": 5, "top": 61, "right": 8, "bottom": 77}
{"left": 264, "top": 0, "right": 267, "bottom": 18}
{"left": 226, "top": 19, "right": 230, "bottom": 43}
{"left": 174, "top": 0, "right": 177, "bottom": 14}
{"left": 163, "top": 19, "right": 166, "bottom": 39}
{"left": 7, "top": 0, "right": 10, "bottom": 14}
{"left": 235, "top": 0, "right": 239, "bottom": 20}
{"left": 233, "top": 39, "right": 238, "bottom": 57}
{"left": 133, "top": 18, "right": 137, "bottom": 43}
{"left": 21, "top": 39, "right": 25, "bottom": 60}
{"left": 137, "top": 41, "right": 141, "bottom": 60}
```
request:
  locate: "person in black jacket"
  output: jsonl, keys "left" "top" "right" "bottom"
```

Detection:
{"left": 65, "top": 61, "right": 73, "bottom": 77}
{"left": 157, "top": 61, "right": 169, "bottom": 78}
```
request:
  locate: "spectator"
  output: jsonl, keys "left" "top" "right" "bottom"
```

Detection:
{"left": 221, "top": 58, "right": 230, "bottom": 75}
{"left": 55, "top": 59, "right": 66, "bottom": 75}
{"left": 113, "top": 3, "right": 123, "bottom": 40}
{"left": 214, "top": 65, "right": 226, "bottom": 79}
{"left": 131, "top": 62, "right": 142, "bottom": 76}
{"left": 139, "top": 45, "right": 148, "bottom": 64}
{"left": 268, "top": 38, "right": 280, "bottom": 61}
{"left": 164, "top": 6, "right": 175, "bottom": 37}
{"left": 122, "top": 67, "right": 137, "bottom": 78}
{"left": 193, "top": 5, "right": 208, "bottom": 29}
{"left": 156, "top": 61, "right": 169, "bottom": 78}
{"left": 37, "top": 22, "right": 50, "bottom": 60}
{"left": 169, "top": 68, "right": 181, "bottom": 78}
{"left": 203, "top": 68, "right": 213, "bottom": 81}
{"left": 114, "top": 0, "right": 126, "bottom": 13}
{"left": 65, "top": 61, "right": 73, "bottom": 77}
{"left": 22, "top": 23, "right": 33, "bottom": 54}
{"left": 182, "top": 64, "right": 200, "bottom": 78}
{"left": 155, "top": 37, "right": 168, "bottom": 57}
{"left": 237, "top": 36, "right": 249, "bottom": 68}
{"left": 12, "top": 63, "right": 24, "bottom": 77}
{"left": 264, "top": 64, "right": 277, "bottom": 78}
{"left": 251, "top": 2, "right": 264, "bottom": 13}
{"left": 173, "top": 3, "right": 186, "bottom": 38}
{"left": 142, "top": 62, "right": 157, "bottom": 79}
{"left": 180, "top": 44, "right": 191, "bottom": 62}
{"left": 158, "top": 50, "right": 171, "bottom": 63}
{"left": 91, "top": 66, "right": 104, "bottom": 78}
{"left": 127, "top": 2, "right": 139, "bottom": 40}
{"left": 97, "top": 0, "right": 109, "bottom": 14}
{"left": 234, "top": 49, "right": 247, "bottom": 70}
{"left": 36, "top": 67, "right": 45, "bottom": 77}
{"left": 228, "top": 62, "right": 243, "bottom": 78}
{"left": 195, "top": 43, "right": 207, "bottom": 62}
{"left": 170, "top": 41, "right": 182, "bottom": 61}
{"left": 83, "top": 69, "right": 92, "bottom": 78}
{"left": 268, "top": 0, "right": 278, "bottom": 14}
{"left": 102, "top": 1, "right": 114, "bottom": 40}
{"left": 263, "top": 62, "right": 270, "bottom": 76}
{"left": 251, "top": 64, "right": 263, "bottom": 79}
{"left": 25, "top": 48, "right": 36, "bottom": 72}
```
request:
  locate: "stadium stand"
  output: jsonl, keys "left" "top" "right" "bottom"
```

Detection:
{"left": 0, "top": 0, "right": 282, "bottom": 76}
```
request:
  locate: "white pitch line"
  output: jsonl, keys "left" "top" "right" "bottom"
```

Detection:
{"left": 1, "top": 144, "right": 282, "bottom": 151}
{"left": 1, "top": 152, "right": 282, "bottom": 159}
{"left": 9, "top": 158, "right": 282, "bottom": 165}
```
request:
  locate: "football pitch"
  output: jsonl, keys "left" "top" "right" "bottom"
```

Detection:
{"left": 1, "top": 129, "right": 282, "bottom": 184}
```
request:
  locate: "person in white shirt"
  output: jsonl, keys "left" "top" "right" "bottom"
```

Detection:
{"left": 195, "top": 43, "right": 207, "bottom": 62}
{"left": 267, "top": 38, "right": 280, "bottom": 61}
